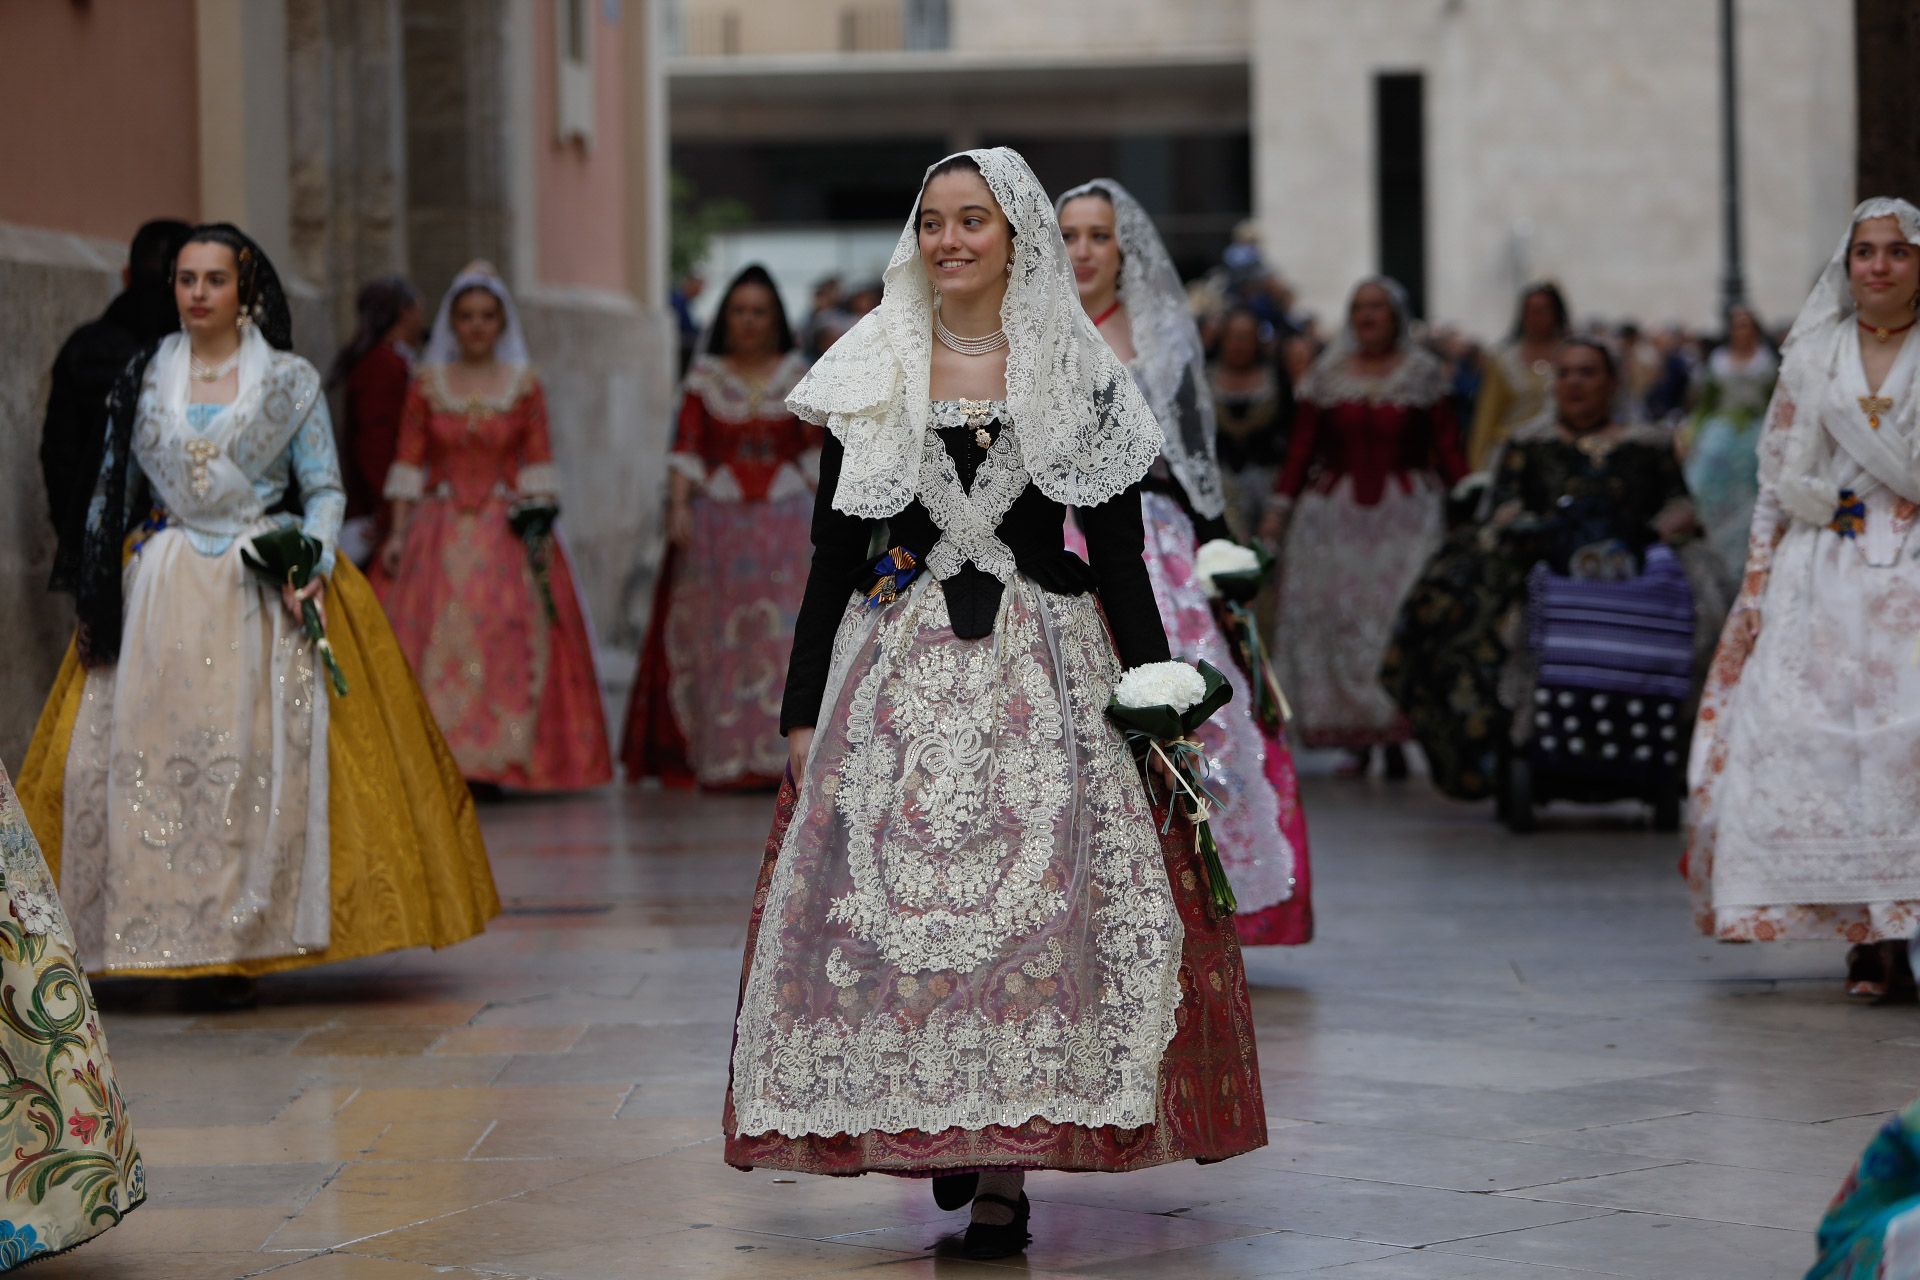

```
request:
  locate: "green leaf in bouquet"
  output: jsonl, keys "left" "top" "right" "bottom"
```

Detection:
{"left": 1179, "top": 660, "right": 1235, "bottom": 734}
{"left": 240, "top": 526, "right": 349, "bottom": 698}
{"left": 1207, "top": 542, "right": 1274, "bottom": 605}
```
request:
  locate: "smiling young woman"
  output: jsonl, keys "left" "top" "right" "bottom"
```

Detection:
{"left": 1687, "top": 198, "right": 1920, "bottom": 1004}
{"left": 719, "top": 149, "right": 1266, "bottom": 1261}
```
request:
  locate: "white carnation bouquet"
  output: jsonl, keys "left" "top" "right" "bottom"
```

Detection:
{"left": 1193, "top": 538, "right": 1289, "bottom": 732}
{"left": 1108, "top": 659, "right": 1237, "bottom": 915}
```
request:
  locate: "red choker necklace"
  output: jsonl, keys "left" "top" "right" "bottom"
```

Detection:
{"left": 1092, "top": 300, "right": 1122, "bottom": 328}
{"left": 1860, "top": 316, "right": 1918, "bottom": 344}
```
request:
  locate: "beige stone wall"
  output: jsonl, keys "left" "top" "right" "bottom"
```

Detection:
{"left": 950, "top": 0, "right": 1247, "bottom": 54}
{"left": 0, "top": 229, "right": 119, "bottom": 763}
{"left": 676, "top": 0, "right": 1247, "bottom": 56}
{"left": 1252, "top": 0, "right": 1855, "bottom": 335}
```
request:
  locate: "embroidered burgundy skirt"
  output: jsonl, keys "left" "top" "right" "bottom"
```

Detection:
{"left": 722, "top": 776, "right": 1268, "bottom": 1177}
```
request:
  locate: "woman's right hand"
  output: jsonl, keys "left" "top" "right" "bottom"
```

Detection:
{"left": 667, "top": 499, "right": 694, "bottom": 548}
{"left": 787, "top": 727, "right": 814, "bottom": 790}
{"left": 378, "top": 534, "right": 405, "bottom": 578}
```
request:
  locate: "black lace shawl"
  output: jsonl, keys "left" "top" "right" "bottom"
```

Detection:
{"left": 74, "top": 224, "right": 294, "bottom": 665}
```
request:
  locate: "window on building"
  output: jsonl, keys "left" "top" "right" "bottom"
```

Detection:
{"left": 1374, "top": 72, "right": 1427, "bottom": 318}
{"left": 556, "top": 0, "right": 596, "bottom": 147}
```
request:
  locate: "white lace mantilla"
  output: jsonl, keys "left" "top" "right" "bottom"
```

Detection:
{"left": 787, "top": 147, "right": 1162, "bottom": 519}
{"left": 1299, "top": 344, "right": 1451, "bottom": 410}
{"left": 730, "top": 577, "right": 1184, "bottom": 1140}
{"left": 1058, "top": 179, "right": 1227, "bottom": 520}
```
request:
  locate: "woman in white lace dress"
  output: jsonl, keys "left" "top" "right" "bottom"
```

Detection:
{"left": 1687, "top": 198, "right": 1920, "bottom": 1003}
{"left": 1057, "top": 178, "right": 1311, "bottom": 946}
{"left": 721, "top": 149, "right": 1266, "bottom": 1260}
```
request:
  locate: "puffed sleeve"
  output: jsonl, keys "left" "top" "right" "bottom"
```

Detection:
{"left": 383, "top": 380, "right": 431, "bottom": 501}
{"left": 1428, "top": 396, "right": 1469, "bottom": 486}
{"left": 668, "top": 391, "right": 709, "bottom": 486}
{"left": 1076, "top": 482, "right": 1172, "bottom": 670}
{"left": 779, "top": 435, "right": 880, "bottom": 734}
{"left": 514, "top": 376, "right": 560, "bottom": 499}
{"left": 1273, "top": 400, "right": 1320, "bottom": 501}
{"left": 289, "top": 393, "right": 347, "bottom": 575}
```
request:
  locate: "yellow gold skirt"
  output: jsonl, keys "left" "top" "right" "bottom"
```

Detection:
{"left": 15, "top": 559, "right": 500, "bottom": 979}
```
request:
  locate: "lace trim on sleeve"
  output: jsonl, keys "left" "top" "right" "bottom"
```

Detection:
{"left": 384, "top": 461, "right": 426, "bottom": 501}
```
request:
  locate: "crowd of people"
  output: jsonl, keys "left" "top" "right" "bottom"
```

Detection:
{"left": 11, "top": 155, "right": 1920, "bottom": 1270}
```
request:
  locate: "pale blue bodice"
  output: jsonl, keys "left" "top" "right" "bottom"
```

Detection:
{"left": 136, "top": 355, "right": 345, "bottom": 573}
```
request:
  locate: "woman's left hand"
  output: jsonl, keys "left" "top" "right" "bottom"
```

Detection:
{"left": 283, "top": 576, "right": 326, "bottom": 627}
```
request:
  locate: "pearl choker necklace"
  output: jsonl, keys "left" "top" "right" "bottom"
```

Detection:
{"left": 190, "top": 349, "right": 242, "bottom": 382}
{"left": 934, "top": 311, "right": 1008, "bottom": 357}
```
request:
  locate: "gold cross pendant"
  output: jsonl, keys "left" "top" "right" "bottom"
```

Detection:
{"left": 1860, "top": 395, "right": 1894, "bottom": 431}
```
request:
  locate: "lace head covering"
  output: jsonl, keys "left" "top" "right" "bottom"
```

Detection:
{"left": 1769, "top": 197, "right": 1920, "bottom": 526}
{"left": 177, "top": 223, "right": 294, "bottom": 351}
{"left": 1780, "top": 197, "right": 1920, "bottom": 395}
{"left": 423, "top": 260, "right": 530, "bottom": 367}
{"left": 1056, "top": 178, "right": 1226, "bottom": 519}
{"left": 786, "top": 147, "right": 1163, "bottom": 518}
{"left": 1299, "top": 275, "right": 1449, "bottom": 409}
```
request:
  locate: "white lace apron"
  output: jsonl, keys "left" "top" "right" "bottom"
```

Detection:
{"left": 62, "top": 382, "right": 331, "bottom": 971}
{"left": 729, "top": 416, "right": 1184, "bottom": 1140}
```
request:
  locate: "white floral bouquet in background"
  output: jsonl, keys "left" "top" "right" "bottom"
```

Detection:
{"left": 1109, "top": 659, "right": 1237, "bottom": 915}
{"left": 1194, "top": 537, "right": 1289, "bottom": 733}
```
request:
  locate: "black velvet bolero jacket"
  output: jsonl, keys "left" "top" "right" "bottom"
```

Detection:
{"left": 779, "top": 416, "right": 1172, "bottom": 734}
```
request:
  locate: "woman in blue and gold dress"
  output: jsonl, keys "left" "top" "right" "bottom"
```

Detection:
{"left": 19, "top": 224, "right": 498, "bottom": 986}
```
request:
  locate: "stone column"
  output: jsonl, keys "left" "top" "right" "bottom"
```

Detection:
{"left": 1856, "top": 0, "right": 1920, "bottom": 200}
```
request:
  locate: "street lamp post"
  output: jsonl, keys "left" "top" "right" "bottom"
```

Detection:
{"left": 1720, "top": 0, "right": 1747, "bottom": 315}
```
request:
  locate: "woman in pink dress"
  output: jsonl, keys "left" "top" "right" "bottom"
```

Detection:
{"left": 1058, "top": 179, "right": 1311, "bottom": 946}
{"left": 373, "top": 261, "right": 612, "bottom": 792}
{"left": 622, "top": 264, "right": 817, "bottom": 789}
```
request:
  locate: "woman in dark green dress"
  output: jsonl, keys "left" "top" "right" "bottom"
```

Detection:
{"left": 1382, "top": 339, "right": 1709, "bottom": 801}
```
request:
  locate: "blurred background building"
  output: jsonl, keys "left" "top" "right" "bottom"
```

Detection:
{"left": 668, "top": 0, "right": 1852, "bottom": 332}
{"left": 0, "top": 0, "right": 676, "bottom": 760}
{"left": 0, "top": 0, "right": 1885, "bottom": 759}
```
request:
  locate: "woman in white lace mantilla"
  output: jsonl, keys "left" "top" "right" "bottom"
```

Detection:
{"left": 1686, "top": 198, "right": 1920, "bottom": 1003}
{"left": 18, "top": 225, "right": 498, "bottom": 990}
{"left": 1057, "top": 178, "right": 1312, "bottom": 947}
{"left": 720, "top": 149, "right": 1266, "bottom": 1260}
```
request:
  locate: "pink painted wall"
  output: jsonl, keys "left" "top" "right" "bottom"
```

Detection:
{"left": 534, "top": 0, "right": 629, "bottom": 292}
{"left": 0, "top": 0, "right": 200, "bottom": 240}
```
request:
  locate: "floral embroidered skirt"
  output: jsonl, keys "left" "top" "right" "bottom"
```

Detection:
{"left": 1808, "top": 1097, "right": 1920, "bottom": 1279}
{"left": 1275, "top": 476, "right": 1443, "bottom": 748}
{"left": 19, "top": 557, "right": 500, "bottom": 978}
{"left": 0, "top": 762, "right": 143, "bottom": 1267}
{"left": 1073, "top": 494, "right": 1311, "bottom": 944}
{"left": 622, "top": 493, "right": 812, "bottom": 789}
{"left": 723, "top": 577, "right": 1266, "bottom": 1175}
{"left": 374, "top": 494, "right": 611, "bottom": 792}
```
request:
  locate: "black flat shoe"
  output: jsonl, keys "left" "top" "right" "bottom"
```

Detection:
{"left": 932, "top": 1172, "right": 978, "bottom": 1211}
{"left": 962, "top": 1192, "right": 1031, "bottom": 1261}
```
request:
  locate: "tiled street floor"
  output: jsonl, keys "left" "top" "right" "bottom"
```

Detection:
{"left": 41, "top": 771, "right": 1903, "bottom": 1279}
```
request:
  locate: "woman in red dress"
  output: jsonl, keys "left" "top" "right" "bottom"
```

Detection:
{"left": 1261, "top": 277, "right": 1467, "bottom": 777}
{"left": 622, "top": 264, "right": 817, "bottom": 789}
{"left": 328, "top": 276, "right": 423, "bottom": 567}
{"left": 372, "top": 261, "right": 612, "bottom": 792}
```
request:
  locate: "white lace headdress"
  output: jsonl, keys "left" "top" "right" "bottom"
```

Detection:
{"left": 1057, "top": 178, "right": 1226, "bottom": 519}
{"left": 1770, "top": 198, "right": 1920, "bottom": 526}
{"left": 422, "top": 260, "right": 531, "bottom": 367}
{"left": 1298, "top": 274, "right": 1449, "bottom": 409}
{"left": 786, "top": 147, "right": 1163, "bottom": 518}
